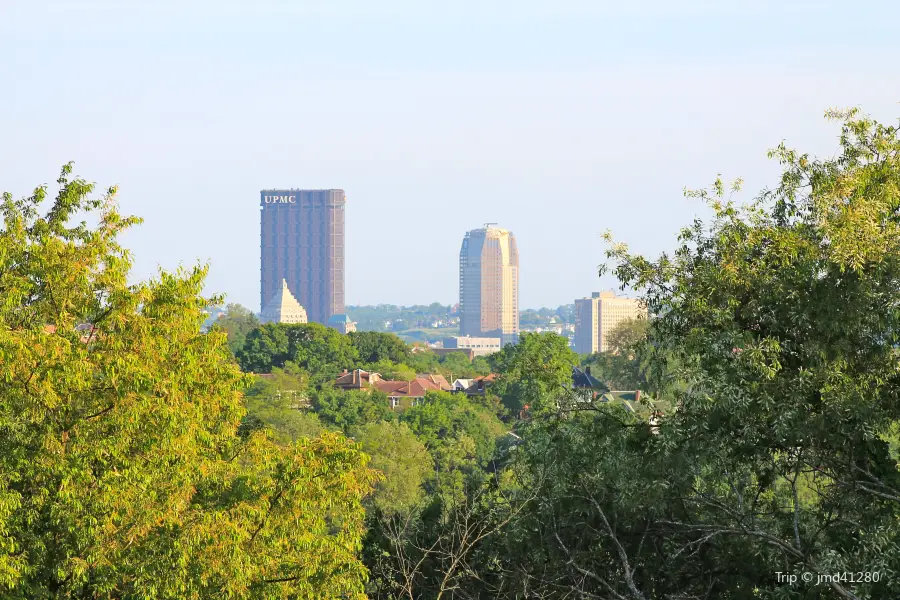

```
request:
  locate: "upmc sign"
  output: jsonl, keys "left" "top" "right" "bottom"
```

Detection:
{"left": 263, "top": 195, "right": 296, "bottom": 203}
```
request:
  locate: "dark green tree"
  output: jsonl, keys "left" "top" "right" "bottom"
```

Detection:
{"left": 237, "top": 322, "right": 359, "bottom": 381}
{"left": 489, "top": 110, "right": 900, "bottom": 599}
{"left": 488, "top": 332, "right": 579, "bottom": 414}
{"left": 348, "top": 331, "right": 410, "bottom": 365}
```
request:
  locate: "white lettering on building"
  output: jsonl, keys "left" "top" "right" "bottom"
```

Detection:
{"left": 263, "top": 195, "right": 297, "bottom": 204}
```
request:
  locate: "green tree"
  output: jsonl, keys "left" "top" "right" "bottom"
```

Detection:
{"left": 241, "top": 362, "right": 325, "bottom": 444}
{"left": 368, "top": 359, "right": 418, "bottom": 382}
{"left": 0, "top": 166, "right": 378, "bottom": 599}
{"left": 401, "top": 391, "right": 507, "bottom": 481}
{"left": 313, "top": 387, "right": 395, "bottom": 430}
{"left": 488, "top": 332, "right": 578, "bottom": 414}
{"left": 238, "top": 322, "right": 359, "bottom": 381}
{"left": 235, "top": 322, "right": 290, "bottom": 373}
{"left": 496, "top": 110, "right": 900, "bottom": 599}
{"left": 348, "top": 330, "right": 410, "bottom": 365}
{"left": 436, "top": 351, "right": 477, "bottom": 379}
{"left": 352, "top": 421, "right": 433, "bottom": 515}
{"left": 210, "top": 303, "right": 259, "bottom": 355}
{"left": 405, "top": 348, "right": 441, "bottom": 374}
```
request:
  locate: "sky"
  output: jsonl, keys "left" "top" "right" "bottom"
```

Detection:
{"left": 2, "top": 0, "right": 899, "bottom": 310}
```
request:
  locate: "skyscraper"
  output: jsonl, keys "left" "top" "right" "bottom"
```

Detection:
{"left": 260, "top": 190, "right": 345, "bottom": 325}
{"left": 459, "top": 225, "right": 519, "bottom": 346}
{"left": 574, "top": 291, "right": 646, "bottom": 354}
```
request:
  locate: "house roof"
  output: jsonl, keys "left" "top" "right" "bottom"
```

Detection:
{"left": 418, "top": 373, "right": 451, "bottom": 391}
{"left": 572, "top": 367, "right": 609, "bottom": 392}
{"left": 373, "top": 379, "right": 431, "bottom": 398}
{"left": 473, "top": 373, "right": 497, "bottom": 382}
{"left": 334, "top": 369, "right": 380, "bottom": 387}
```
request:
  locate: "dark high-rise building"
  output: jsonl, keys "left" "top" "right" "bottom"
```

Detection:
{"left": 260, "top": 190, "right": 345, "bottom": 325}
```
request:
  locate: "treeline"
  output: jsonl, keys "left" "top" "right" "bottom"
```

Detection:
{"left": 3, "top": 110, "right": 900, "bottom": 599}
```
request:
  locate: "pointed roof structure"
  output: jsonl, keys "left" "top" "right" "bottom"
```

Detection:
{"left": 261, "top": 279, "right": 308, "bottom": 324}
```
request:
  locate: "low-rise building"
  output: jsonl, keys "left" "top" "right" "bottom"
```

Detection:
{"left": 442, "top": 336, "right": 502, "bottom": 357}
{"left": 327, "top": 314, "right": 356, "bottom": 334}
{"left": 334, "top": 369, "right": 383, "bottom": 391}
{"left": 433, "top": 347, "right": 476, "bottom": 361}
{"left": 333, "top": 370, "right": 451, "bottom": 409}
{"left": 464, "top": 373, "right": 498, "bottom": 396}
{"left": 451, "top": 378, "right": 474, "bottom": 392}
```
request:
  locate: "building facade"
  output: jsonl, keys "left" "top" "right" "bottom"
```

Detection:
{"left": 574, "top": 291, "right": 646, "bottom": 354}
{"left": 260, "top": 278, "right": 309, "bottom": 324}
{"left": 327, "top": 313, "right": 356, "bottom": 334}
{"left": 459, "top": 225, "right": 519, "bottom": 346}
{"left": 260, "top": 189, "right": 345, "bottom": 325}
{"left": 442, "top": 335, "right": 502, "bottom": 357}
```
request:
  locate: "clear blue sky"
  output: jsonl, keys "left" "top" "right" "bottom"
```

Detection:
{"left": 2, "top": 1, "right": 899, "bottom": 310}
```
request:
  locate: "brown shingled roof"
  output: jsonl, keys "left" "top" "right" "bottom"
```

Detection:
{"left": 373, "top": 379, "right": 431, "bottom": 398}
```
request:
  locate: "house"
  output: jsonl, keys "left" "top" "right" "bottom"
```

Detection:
{"left": 451, "top": 378, "right": 474, "bottom": 392}
{"left": 571, "top": 366, "right": 609, "bottom": 400}
{"left": 418, "top": 373, "right": 451, "bottom": 391}
{"left": 334, "top": 369, "right": 383, "bottom": 391}
{"left": 373, "top": 379, "right": 433, "bottom": 409}
{"left": 333, "top": 370, "right": 451, "bottom": 409}
{"left": 464, "top": 373, "right": 498, "bottom": 396}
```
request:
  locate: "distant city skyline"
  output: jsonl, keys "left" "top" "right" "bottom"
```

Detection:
{"left": 2, "top": 1, "right": 899, "bottom": 310}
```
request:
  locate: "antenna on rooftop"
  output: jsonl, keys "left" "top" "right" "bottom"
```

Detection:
{"left": 484, "top": 222, "right": 498, "bottom": 228}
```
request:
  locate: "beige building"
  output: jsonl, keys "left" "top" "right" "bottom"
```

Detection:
{"left": 327, "top": 314, "right": 356, "bottom": 334}
{"left": 442, "top": 335, "right": 502, "bottom": 357}
{"left": 459, "top": 225, "right": 519, "bottom": 346}
{"left": 574, "top": 291, "right": 645, "bottom": 354}
{"left": 261, "top": 279, "right": 308, "bottom": 324}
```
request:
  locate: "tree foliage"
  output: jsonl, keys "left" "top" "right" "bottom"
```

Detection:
{"left": 488, "top": 332, "right": 579, "bottom": 414}
{"left": 237, "top": 322, "right": 359, "bottom": 382}
{"left": 0, "top": 166, "right": 377, "bottom": 599}
{"left": 352, "top": 422, "right": 433, "bottom": 516}
{"left": 348, "top": 331, "right": 410, "bottom": 365}
{"left": 210, "top": 303, "right": 259, "bottom": 355}
{"left": 489, "top": 110, "right": 900, "bottom": 599}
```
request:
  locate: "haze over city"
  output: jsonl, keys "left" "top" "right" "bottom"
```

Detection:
{"left": 2, "top": 0, "right": 899, "bottom": 309}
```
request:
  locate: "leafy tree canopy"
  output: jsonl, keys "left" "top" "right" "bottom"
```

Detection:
{"left": 0, "top": 165, "right": 377, "bottom": 599}
{"left": 489, "top": 332, "right": 579, "bottom": 414}
{"left": 313, "top": 387, "right": 396, "bottom": 430}
{"left": 351, "top": 421, "right": 433, "bottom": 516}
{"left": 348, "top": 330, "right": 410, "bottom": 365}
{"left": 209, "top": 303, "right": 259, "bottom": 355}
{"left": 237, "top": 322, "right": 359, "bottom": 382}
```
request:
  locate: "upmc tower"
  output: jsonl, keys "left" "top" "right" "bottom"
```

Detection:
{"left": 259, "top": 190, "right": 345, "bottom": 325}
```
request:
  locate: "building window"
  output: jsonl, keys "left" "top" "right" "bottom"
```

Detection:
{"left": 391, "top": 397, "right": 400, "bottom": 409}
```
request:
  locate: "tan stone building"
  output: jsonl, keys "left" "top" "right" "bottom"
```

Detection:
{"left": 459, "top": 225, "right": 519, "bottom": 346}
{"left": 574, "top": 291, "right": 645, "bottom": 354}
{"left": 260, "top": 279, "right": 308, "bottom": 324}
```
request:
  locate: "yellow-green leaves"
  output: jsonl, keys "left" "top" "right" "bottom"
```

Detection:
{"left": 0, "top": 166, "right": 377, "bottom": 599}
